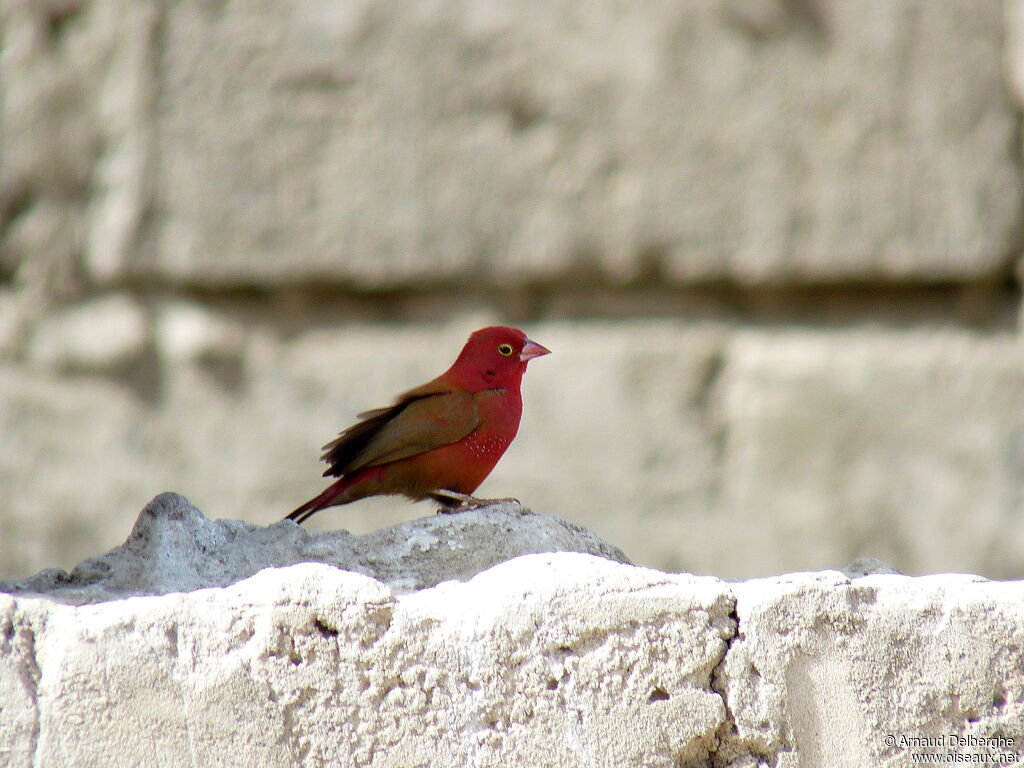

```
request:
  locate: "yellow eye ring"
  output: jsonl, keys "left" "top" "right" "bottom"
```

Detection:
{"left": 497, "top": 343, "right": 514, "bottom": 357}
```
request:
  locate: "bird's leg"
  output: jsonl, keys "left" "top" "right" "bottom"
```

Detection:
{"left": 429, "top": 489, "right": 521, "bottom": 514}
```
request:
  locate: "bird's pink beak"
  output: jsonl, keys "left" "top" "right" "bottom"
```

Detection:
{"left": 520, "top": 339, "right": 551, "bottom": 362}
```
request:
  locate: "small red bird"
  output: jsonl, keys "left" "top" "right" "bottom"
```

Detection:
{"left": 287, "top": 326, "right": 551, "bottom": 524}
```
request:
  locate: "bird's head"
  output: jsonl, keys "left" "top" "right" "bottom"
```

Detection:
{"left": 447, "top": 326, "right": 551, "bottom": 391}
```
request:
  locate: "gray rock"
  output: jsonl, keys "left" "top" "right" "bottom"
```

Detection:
{"left": 841, "top": 557, "right": 904, "bottom": 578}
{"left": 0, "top": 492, "right": 630, "bottom": 603}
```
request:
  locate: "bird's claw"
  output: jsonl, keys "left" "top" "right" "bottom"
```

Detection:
{"left": 430, "top": 490, "right": 521, "bottom": 514}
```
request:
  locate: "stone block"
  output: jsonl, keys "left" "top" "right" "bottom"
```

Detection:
{"left": 0, "top": 496, "right": 732, "bottom": 767}
{"left": 722, "top": 571, "right": 1024, "bottom": 766}
{"left": 2, "top": 1, "right": 1018, "bottom": 289}
{"left": 136, "top": 0, "right": 1019, "bottom": 286}
{"left": 718, "top": 330, "right": 1024, "bottom": 578}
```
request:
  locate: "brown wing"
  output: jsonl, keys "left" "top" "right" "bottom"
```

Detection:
{"left": 320, "top": 381, "right": 481, "bottom": 478}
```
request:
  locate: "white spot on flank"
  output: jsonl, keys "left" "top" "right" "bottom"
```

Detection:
{"left": 465, "top": 434, "right": 509, "bottom": 459}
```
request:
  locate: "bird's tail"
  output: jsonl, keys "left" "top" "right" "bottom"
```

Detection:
{"left": 286, "top": 477, "right": 352, "bottom": 525}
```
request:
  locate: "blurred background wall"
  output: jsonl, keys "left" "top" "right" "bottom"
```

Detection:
{"left": 2, "top": 0, "right": 1024, "bottom": 579}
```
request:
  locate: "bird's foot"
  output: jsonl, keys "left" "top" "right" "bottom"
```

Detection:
{"left": 430, "top": 490, "right": 521, "bottom": 514}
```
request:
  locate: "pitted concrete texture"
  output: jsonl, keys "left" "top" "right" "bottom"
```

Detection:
{"left": 1, "top": 495, "right": 1021, "bottom": 767}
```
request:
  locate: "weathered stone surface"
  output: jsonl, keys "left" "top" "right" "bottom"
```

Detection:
{"left": 1, "top": 497, "right": 1021, "bottom": 767}
{"left": 721, "top": 572, "right": 1024, "bottom": 767}
{"left": 0, "top": 558, "right": 733, "bottom": 767}
{"left": 0, "top": 492, "right": 629, "bottom": 601}
{"left": 718, "top": 330, "right": 1024, "bottom": 579}
{"left": 0, "top": 495, "right": 727, "bottom": 767}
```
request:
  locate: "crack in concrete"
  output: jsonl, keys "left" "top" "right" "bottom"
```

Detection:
{"left": 706, "top": 590, "right": 783, "bottom": 768}
{"left": 707, "top": 593, "right": 744, "bottom": 768}
{"left": 19, "top": 619, "right": 42, "bottom": 768}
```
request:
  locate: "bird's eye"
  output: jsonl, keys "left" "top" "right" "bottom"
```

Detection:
{"left": 497, "top": 343, "right": 514, "bottom": 357}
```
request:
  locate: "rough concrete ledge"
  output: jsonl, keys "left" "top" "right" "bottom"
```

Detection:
{"left": 1, "top": 496, "right": 1022, "bottom": 767}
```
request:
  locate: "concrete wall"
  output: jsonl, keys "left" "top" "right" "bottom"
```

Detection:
{"left": 2, "top": 0, "right": 1024, "bottom": 579}
{"left": 2, "top": 497, "right": 1022, "bottom": 768}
